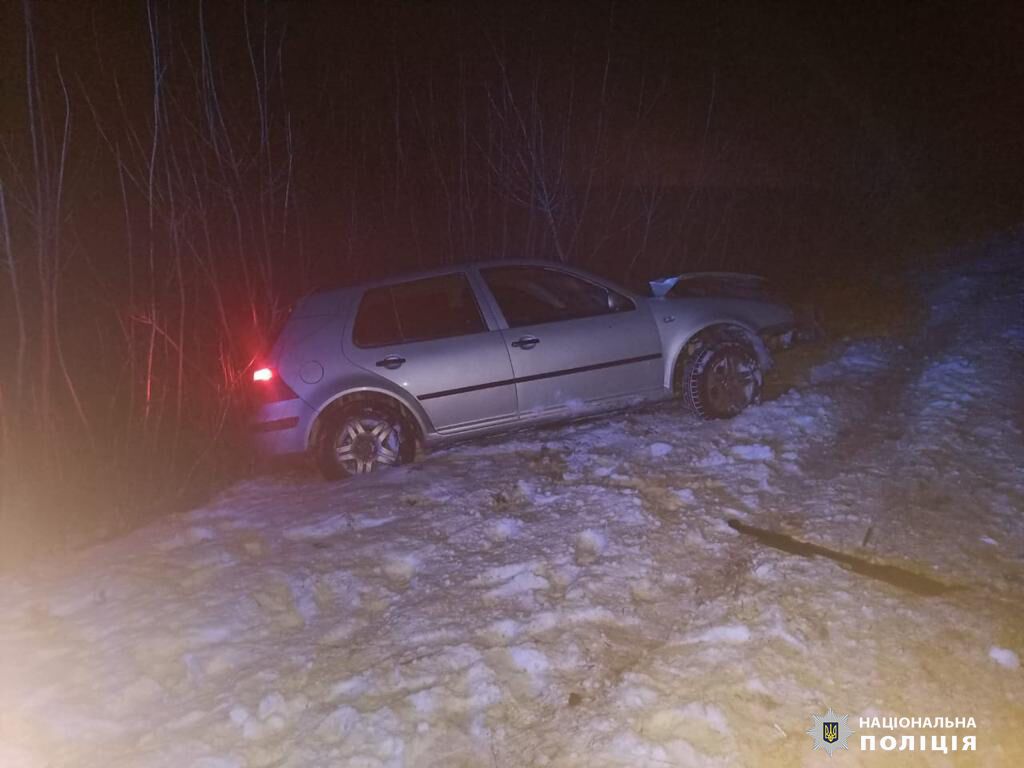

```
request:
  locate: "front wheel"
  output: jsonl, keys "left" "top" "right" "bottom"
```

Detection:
{"left": 316, "top": 403, "right": 412, "bottom": 480}
{"left": 682, "top": 341, "right": 763, "bottom": 419}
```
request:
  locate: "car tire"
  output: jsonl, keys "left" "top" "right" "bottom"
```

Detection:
{"left": 316, "top": 401, "right": 413, "bottom": 480}
{"left": 683, "top": 340, "right": 763, "bottom": 419}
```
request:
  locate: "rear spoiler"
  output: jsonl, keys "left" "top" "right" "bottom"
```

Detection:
{"left": 648, "top": 272, "right": 767, "bottom": 298}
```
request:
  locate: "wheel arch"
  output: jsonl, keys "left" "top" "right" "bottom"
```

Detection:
{"left": 669, "top": 322, "right": 770, "bottom": 393}
{"left": 307, "top": 387, "right": 428, "bottom": 452}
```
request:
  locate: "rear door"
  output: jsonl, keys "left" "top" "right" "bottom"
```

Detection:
{"left": 479, "top": 266, "right": 664, "bottom": 416}
{"left": 343, "top": 272, "right": 517, "bottom": 433}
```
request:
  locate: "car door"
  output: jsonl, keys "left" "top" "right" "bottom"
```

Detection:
{"left": 342, "top": 272, "right": 517, "bottom": 433}
{"left": 479, "top": 265, "right": 664, "bottom": 416}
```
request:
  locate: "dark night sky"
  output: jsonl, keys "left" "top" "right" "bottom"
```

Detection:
{"left": 6, "top": 1, "right": 1021, "bottom": 179}
{"left": 2, "top": 0, "right": 1023, "bottom": 278}
{"left": 287, "top": 0, "right": 1023, "bottom": 187}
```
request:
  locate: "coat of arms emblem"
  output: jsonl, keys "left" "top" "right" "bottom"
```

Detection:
{"left": 807, "top": 708, "right": 854, "bottom": 756}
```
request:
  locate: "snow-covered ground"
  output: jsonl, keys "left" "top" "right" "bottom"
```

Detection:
{"left": 2, "top": 247, "right": 1023, "bottom": 767}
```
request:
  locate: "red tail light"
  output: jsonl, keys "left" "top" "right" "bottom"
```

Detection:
{"left": 251, "top": 366, "right": 298, "bottom": 403}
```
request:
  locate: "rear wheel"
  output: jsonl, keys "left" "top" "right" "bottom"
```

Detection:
{"left": 683, "top": 341, "right": 763, "bottom": 419}
{"left": 316, "top": 402, "right": 412, "bottom": 480}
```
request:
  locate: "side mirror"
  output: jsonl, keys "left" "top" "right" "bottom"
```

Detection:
{"left": 607, "top": 292, "right": 632, "bottom": 313}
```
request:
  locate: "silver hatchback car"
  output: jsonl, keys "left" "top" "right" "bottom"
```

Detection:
{"left": 252, "top": 261, "right": 799, "bottom": 479}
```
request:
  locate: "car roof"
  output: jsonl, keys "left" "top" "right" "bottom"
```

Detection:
{"left": 296, "top": 259, "right": 632, "bottom": 315}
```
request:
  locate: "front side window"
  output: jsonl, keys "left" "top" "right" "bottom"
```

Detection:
{"left": 482, "top": 267, "right": 634, "bottom": 328}
{"left": 353, "top": 273, "right": 486, "bottom": 348}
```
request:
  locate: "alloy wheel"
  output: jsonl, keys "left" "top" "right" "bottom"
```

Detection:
{"left": 706, "top": 350, "right": 758, "bottom": 416}
{"left": 333, "top": 414, "right": 402, "bottom": 474}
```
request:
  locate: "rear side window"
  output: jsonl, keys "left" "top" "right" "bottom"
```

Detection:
{"left": 352, "top": 273, "right": 486, "bottom": 348}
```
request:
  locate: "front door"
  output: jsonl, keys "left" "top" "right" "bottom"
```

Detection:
{"left": 343, "top": 272, "right": 517, "bottom": 433}
{"left": 479, "top": 266, "right": 664, "bottom": 416}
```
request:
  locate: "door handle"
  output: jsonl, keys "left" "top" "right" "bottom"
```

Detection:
{"left": 375, "top": 355, "right": 406, "bottom": 370}
{"left": 511, "top": 335, "right": 540, "bottom": 350}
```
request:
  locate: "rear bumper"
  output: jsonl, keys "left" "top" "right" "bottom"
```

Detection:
{"left": 251, "top": 399, "right": 316, "bottom": 457}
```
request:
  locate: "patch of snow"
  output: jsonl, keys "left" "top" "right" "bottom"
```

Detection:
{"left": 475, "top": 562, "right": 550, "bottom": 602}
{"left": 382, "top": 552, "right": 420, "bottom": 585}
{"left": 286, "top": 513, "right": 398, "bottom": 540}
{"left": 193, "top": 758, "right": 243, "bottom": 768}
{"left": 574, "top": 529, "right": 608, "bottom": 560}
{"left": 487, "top": 517, "right": 522, "bottom": 542}
{"left": 674, "top": 488, "right": 697, "bottom": 504}
{"left": 483, "top": 619, "right": 521, "bottom": 644}
{"left": 329, "top": 674, "right": 372, "bottom": 701}
{"left": 685, "top": 624, "right": 752, "bottom": 644}
{"left": 989, "top": 647, "right": 1020, "bottom": 669}
{"left": 314, "top": 705, "right": 360, "bottom": 742}
{"left": 507, "top": 646, "right": 550, "bottom": 678}
{"left": 679, "top": 701, "right": 731, "bottom": 734}
{"left": 695, "top": 449, "right": 731, "bottom": 467}
{"left": 649, "top": 442, "right": 673, "bottom": 457}
{"left": 730, "top": 443, "right": 775, "bottom": 461}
